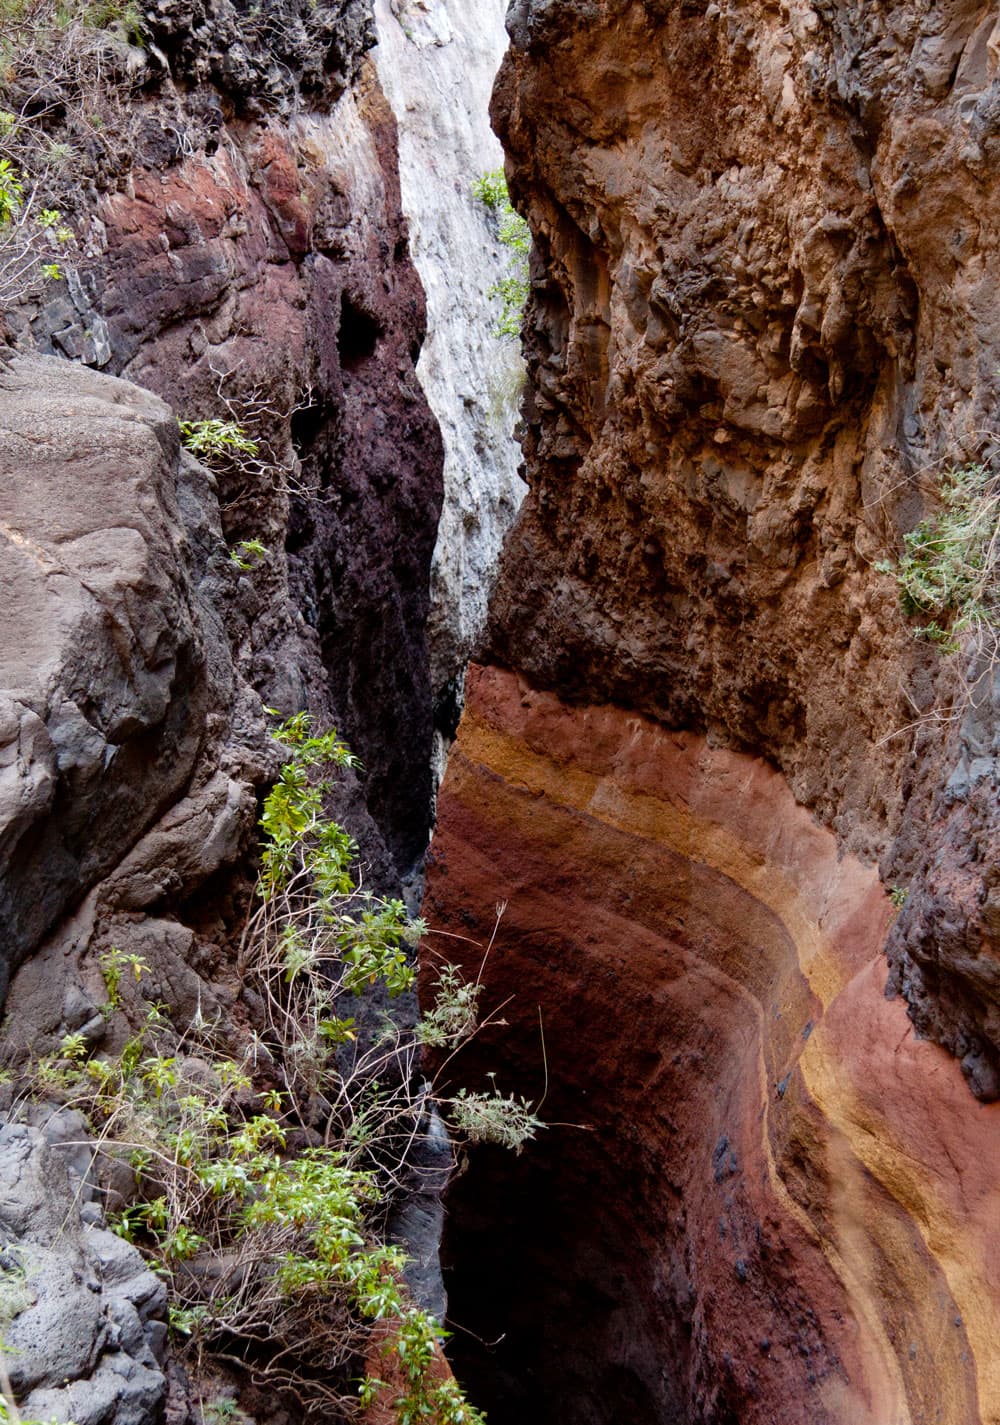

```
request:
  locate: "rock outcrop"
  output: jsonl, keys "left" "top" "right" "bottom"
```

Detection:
{"left": 428, "top": 666, "right": 1000, "bottom": 1425}
{"left": 484, "top": 0, "right": 1000, "bottom": 1089}
{"left": 374, "top": 0, "right": 526, "bottom": 747}
{"left": 423, "top": 0, "right": 1000, "bottom": 1420}
{"left": 0, "top": 354, "right": 264, "bottom": 1012}
{"left": 13, "top": 0, "right": 442, "bottom": 875}
{"left": 0, "top": 1118, "right": 166, "bottom": 1425}
{"left": 1, "top": 6, "right": 452, "bottom": 1411}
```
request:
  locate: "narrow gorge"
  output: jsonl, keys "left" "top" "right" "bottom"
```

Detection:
{"left": 1, "top": 2, "right": 1000, "bottom": 1425}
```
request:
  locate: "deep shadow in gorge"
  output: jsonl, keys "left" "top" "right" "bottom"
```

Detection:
{"left": 442, "top": 1091, "right": 692, "bottom": 1425}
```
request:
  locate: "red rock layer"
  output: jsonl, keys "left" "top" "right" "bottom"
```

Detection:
{"left": 92, "top": 61, "right": 442, "bottom": 868}
{"left": 426, "top": 664, "right": 1000, "bottom": 1425}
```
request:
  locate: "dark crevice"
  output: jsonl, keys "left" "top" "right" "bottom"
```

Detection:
{"left": 338, "top": 293, "right": 382, "bottom": 372}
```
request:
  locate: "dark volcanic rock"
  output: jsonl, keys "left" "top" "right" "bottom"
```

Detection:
{"left": 145, "top": 0, "right": 376, "bottom": 116}
{"left": 11, "top": 4, "right": 442, "bottom": 876}
{"left": 93, "top": 63, "right": 442, "bottom": 872}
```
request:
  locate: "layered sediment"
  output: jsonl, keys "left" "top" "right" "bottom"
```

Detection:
{"left": 425, "top": 0, "right": 1000, "bottom": 1419}
{"left": 428, "top": 666, "right": 1000, "bottom": 1425}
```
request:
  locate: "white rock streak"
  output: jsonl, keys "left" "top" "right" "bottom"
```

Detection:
{"left": 374, "top": 0, "right": 526, "bottom": 748}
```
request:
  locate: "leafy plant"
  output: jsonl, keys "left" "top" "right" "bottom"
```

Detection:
{"left": 450, "top": 1082, "right": 541, "bottom": 1155}
{"left": 178, "top": 419, "right": 260, "bottom": 465}
{"left": 416, "top": 963, "right": 482, "bottom": 1050}
{"left": 878, "top": 461, "right": 1000, "bottom": 657}
{"left": 228, "top": 537, "right": 269, "bottom": 570}
{"left": 470, "top": 170, "right": 508, "bottom": 211}
{"left": 473, "top": 168, "right": 530, "bottom": 340}
{"left": 9, "top": 713, "right": 539, "bottom": 1420}
{"left": 0, "top": 157, "right": 22, "bottom": 222}
{"left": 98, "top": 945, "right": 149, "bottom": 1010}
{"left": 178, "top": 378, "right": 320, "bottom": 510}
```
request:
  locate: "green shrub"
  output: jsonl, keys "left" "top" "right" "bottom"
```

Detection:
{"left": 473, "top": 168, "right": 530, "bottom": 340}
{"left": 878, "top": 460, "right": 1000, "bottom": 657}
{"left": 7, "top": 713, "right": 539, "bottom": 1420}
{"left": 178, "top": 419, "right": 260, "bottom": 465}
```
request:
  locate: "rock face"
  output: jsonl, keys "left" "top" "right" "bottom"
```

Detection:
{"left": 0, "top": 354, "right": 263, "bottom": 1008}
{"left": 0, "top": 1118, "right": 166, "bottom": 1425}
{"left": 0, "top": 7, "right": 451, "bottom": 1410}
{"left": 484, "top": 0, "right": 1000, "bottom": 1090}
{"left": 373, "top": 0, "right": 526, "bottom": 756}
{"left": 423, "top": 0, "right": 1000, "bottom": 1419}
{"left": 14, "top": 0, "right": 442, "bottom": 875}
{"left": 428, "top": 667, "right": 1000, "bottom": 1425}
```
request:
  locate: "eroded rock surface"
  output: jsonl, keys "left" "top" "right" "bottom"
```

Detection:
{"left": 424, "top": 0, "right": 1000, "bottom": 1419}
{"left": 484, "top": 0, "right": 1000, "bottom": 1091}
{"left": 374, "top": 0, "right": 526, "bottom": 744}
{"left": 428, "top": 667, "right": 1000, "bottom": 1425}
{"left": 0, "top": 1119, "right": 166, "bottom": 1425}
{"left": 13, "top": 0, "right": 442, "bottom": 874}
{"left": 0, "top": 354, "right": 262, "bottom": 1007}
{"left": 0, "top": 5, "right": 458, "bottom": 1414}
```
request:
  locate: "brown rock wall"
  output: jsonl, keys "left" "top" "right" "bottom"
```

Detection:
{"left": 424, "top": 1, "right": 1000, "bottom": 1411}
{"left": 426, "top": 665, "right": 1000, "bottom": 1425}
{"left": 484, "top": 0, "right": 1000, "bottom": 1086}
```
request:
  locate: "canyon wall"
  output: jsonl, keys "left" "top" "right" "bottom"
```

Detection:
{"left": 0, "top": 3, "right": 475, "bottom": 1417}
{"left": 374, "top": 0, "right": 526, "bottom": 756}
{"left": 1, "top": 0, "right": 458, "bottom": 1041}
{"left": 426, "top": 1, "right": 1000, "bottom": 1420}
{"left": 10, "top": 0, "right": 441, "bottom": 880}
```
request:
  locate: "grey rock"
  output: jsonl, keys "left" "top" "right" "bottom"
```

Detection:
{"left": 22, "top": 1351, "right": 165, "bottom": 1425}
{"left": 0, "top": 1123, "right": 165, "bottom": 1420}
{"left": 0, "top": 356, "right": 215, "bottom": 1001}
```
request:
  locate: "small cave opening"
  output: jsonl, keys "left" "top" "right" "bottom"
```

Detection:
{"left": 337, "top": 292, "right": 382, "bottom": 372}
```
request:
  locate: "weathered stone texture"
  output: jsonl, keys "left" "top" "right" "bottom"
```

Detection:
{"left": 424, "top": 0, "right": 1000, "bottom": 1419}
{"left": 12, "top": 2, "right": 442, "bottom": 876}
{"left": 0, "top": 355, "right": 260, "bottom": 1002}
{"left": 482, "top": 0, "right": 1000, "bottom": 1088}
{"left": 374, "top": 0, "right": 527, "bottom": 741}
{"left": 0, "top": 1119, "right": 167, "bottom": 1425}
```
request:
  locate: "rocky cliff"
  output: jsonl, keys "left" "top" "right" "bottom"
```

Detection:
{"left": 10, "top": 0, "right": 442, "bottom": 879}
{"left": 5, "top": 0, "right": 1000, "bottom": 1422}
{"left": 0, "top": 0, "right": 467, "bottom": 1035}
{"left": 0, "top": 3, "right": 504, "bottom": 1420}
{"left": 374, "top": 0, "right": 526, "bottom": 758}
{"left": 425, "top": 1, "right": 1000, "bottom": 1421}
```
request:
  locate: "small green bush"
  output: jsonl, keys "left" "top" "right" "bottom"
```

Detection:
{"left": 473, "top": 168, "right": 530, "bottom": 340}
{"left": 7, "top": 713, "right": 539, "bottom": 1420}
{"left": 878, "top": 460, "right": 1000, "bottom": 657}
{"left": 178, "top": 419, "right": 260, "bottom": 465}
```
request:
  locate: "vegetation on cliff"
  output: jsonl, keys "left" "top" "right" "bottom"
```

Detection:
{"left": 879, "top": 459, "right": 1000, "bottom": 665}
{"left": 472, "top": 170, "right": 529, "bottom": 341}
{"left": 2, "top": 715, "right": 539, "bottom": 1423}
